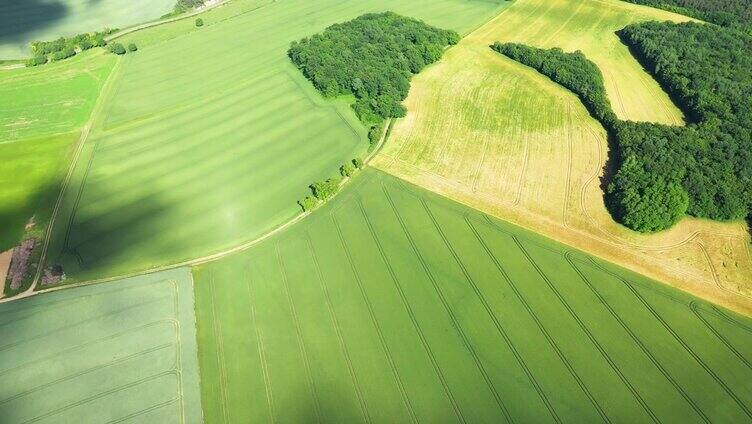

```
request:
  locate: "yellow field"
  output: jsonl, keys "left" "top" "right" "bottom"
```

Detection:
{"left": 373, "top": 0, "right": 752, "bottom": 315}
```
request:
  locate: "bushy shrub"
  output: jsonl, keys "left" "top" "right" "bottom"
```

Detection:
{"left": 195, "top": 18, "right": 204, "bottom": 27}
{"left": 352, "top": 157, "right": 364, "bottom": 169}
{"left": 310, "top": 177, "right": 342, "bottom": 200}
{"left": 25, "top": 55, "right": 47, "bottom": 67}
{"left": 109, "top": 43, "right": 126, "bottom": 55}
{"left": 127, "top": 43, "right": 138, "bottom": 52}
{"left": 368, "top": 123, "right": 385, "bottom": 146}
{"left": 340, "top": 162, "right": 357, "bottom": 177}
{"left": 92, "top": 34, "right": 107, "bottom": 47}
{"left": 298, "top": 196, "right": 319, "bottom": 212}
{"left": 50, "top": 47, "right": 76, "bottom": 61}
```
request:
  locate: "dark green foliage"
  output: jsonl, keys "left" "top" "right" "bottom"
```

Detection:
{"left": 25, "top": 55, "right": 47, "bottom": 67}
{"left": 310, "top": 177, "right": 342, "bottom": 201}
{"left": 109, "top": 43, "right": 127, "bottom": 55}
{"left": 92, "top": 35, "right": 107, "bottom": 48}
{"left": 619, "top": 22, "right": 752, "bottom": 221}
{"left": 289, "top": 12, "right": 459, "bottom": 125}
{"left": 27, "top": 29, "right": 112, "bottom": 66}
{"left": 298, "top": 196, "right": 319, "bottom": 212}
{"left": 352, "top": 157, "right": 364, "bottom": 169}
{"left": 621, "top": 0, "right": 752, "bottom": 34}
{"left": 195, "top": 18, "right": 204, "bottom": 27}
{"left": 50, "top": 47, "right": 76, "bottom": 62}
{"left": 494, "top": 23, "right": 752, "bottom": 232}
{"left": 127, "top": 43, "right": 138, "bottom": 52}
{"left": 368, "top": 122, "right": 386, "bottom": 146}
{"left": 340, "top": 162, "right": 357, "bottom": 177}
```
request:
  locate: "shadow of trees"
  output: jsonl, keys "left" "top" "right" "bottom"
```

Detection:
{"left": 0, "top": 0, "right": 69, "bottom": 42}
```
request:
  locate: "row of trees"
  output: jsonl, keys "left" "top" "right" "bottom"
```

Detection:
{"left": 26, "top": 29, "right": 117, "bottom": 67}
{"left": 299, "top": 158, "right": 364, "bottom": 212}
{"left": 289, "top": 12, "right": 459, "bottom": 145}
{"left": 493, "top": 23, "right": 752, "bottom": 233}
{"left": 622, "top": 0, "right": 752, "bottom": 34}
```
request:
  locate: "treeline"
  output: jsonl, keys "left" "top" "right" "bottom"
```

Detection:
{"left": 622, "top": 0, "right": 752, "bottom": 33}
{"left": 26, "top": 29, "right": 117, "bottom": 67}
{"left": 493, "top": 24, "right": 752, "bottom": 232}
{"left": 299, "top": 158, "right": 364, "bottom": 212}
{"left": 289, "top": 12, "right": 459, "bottom": 145}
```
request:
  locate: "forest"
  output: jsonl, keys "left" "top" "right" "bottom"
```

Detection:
{"left": 493, "top": 21, "right": 752, "bottom": 233}
{"left": 622, "top": 0, "right": 752, "bottom": 33}
{"left": 288, "top": 12, "right": 459, "bottom": 139}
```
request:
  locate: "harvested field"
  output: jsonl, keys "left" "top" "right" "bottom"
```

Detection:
{"left": 373, "top": 0, "right": 752, "bottom": 315}
{"left": 194, "top": 168, "right": 752, "bottom": 422}
{"left": 41, "top": 0, "right": 509, "bottom": 282}
{"left": 0, "top": 268, "right": 202, "bottom": 423}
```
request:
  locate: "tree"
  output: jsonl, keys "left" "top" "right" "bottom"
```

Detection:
{"left": 298, "top": 197, "right": 318, "bottom": 212}
{"left": 109, "top": 43, "right": 126, "bottom": 55}
{"left": 127, "top": 43, "right": 138, "bottom": 52}
{"left": 352, "top": 157, "right": 364, "bottom": 169}
{"left": 340, "top": 162, "right": 357, "bottom": 177}
{"left": 310, "top": 177, "right": 342, "bottom": 201}
{"left": 195, "top": 18, "right": 204, "bottom": 27}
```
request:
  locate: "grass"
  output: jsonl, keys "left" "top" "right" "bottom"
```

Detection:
{"left": 0, "top": 0, "right": 175, "bottom": 59}
{"left": 373, "top": 0, "right": 752, "bottom": 313}
{"left": 0, "top": 53, "right": 116, "bottom": 253}
{"left": 0, "top": 268, "right": 202, "bottom": 423}
{"left": 193, "top": 167, "right": 752, "bottom": 423}
{"left": 40, "top": 0, "right": 510, "bottom": 282}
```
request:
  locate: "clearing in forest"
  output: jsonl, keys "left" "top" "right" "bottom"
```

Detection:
{"left": 0, "top": 0, "right": 175, "bottom": 59}
{"left": 373, "top": 0, "right": 752, "bottom": 314}
{"left": 194, "top": 168, "right": 752, "bottom": 423}
{"left": 0, "top": 268, "right": 202, "bottom": 423}
{"left": 40, "top": 0, "right": 508, "bottom": 282}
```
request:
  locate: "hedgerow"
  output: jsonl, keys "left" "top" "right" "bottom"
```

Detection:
{"left": 493, "top": 22, "right": 752, "bottom": 232}
{"left": 26, "top": 29, "right": 114, "bottom": 67}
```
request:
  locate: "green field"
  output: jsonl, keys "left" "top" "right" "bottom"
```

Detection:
{"left": 194, "top": 168, "right": 752, "bottom": 423}
{"left": 0, "top": 0, "right": 175, "bottom": 59}
{"left": 0, "top": 268, "right": 202, "bottom": 422}
{"left": 41, "top": 0, "right": 509, "bottom": 282}
{"left": 0, "top": 53, "right": 116, "bottom": 251}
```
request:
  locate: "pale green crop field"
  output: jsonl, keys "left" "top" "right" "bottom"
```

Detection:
{"left": 0, "top": 268, "right": 202, "bottom": 423}
{"left": 0, "top": 0, "right": 175, "bottom": 59}
{"left": 0, "top": 53, "right": 116, "bottom": 251}
{"left": 194, "top": 168, "right": 752, "bottom": 423}
{"left": 41, "top": 0, "right": 509, "bottom": 282}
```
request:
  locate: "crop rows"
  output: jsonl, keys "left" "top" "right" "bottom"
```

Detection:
{"left": 194, "top": 169, "right": 752, "bottom": 423}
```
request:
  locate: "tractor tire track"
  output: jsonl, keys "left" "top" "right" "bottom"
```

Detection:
{"left": 304, "top": 233, "right": 371, "bottom": 424}
{"left": 275, "top": 245, "right": 323, "bottom": 423}
{"left": 330, "top": 213, "right": 419, "bottom": 424}
{"left": 564, "top": 251, "right": 709, "bottom": 423}
{"left": 391, "top": 193, "right": 513, "bottom": 423}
